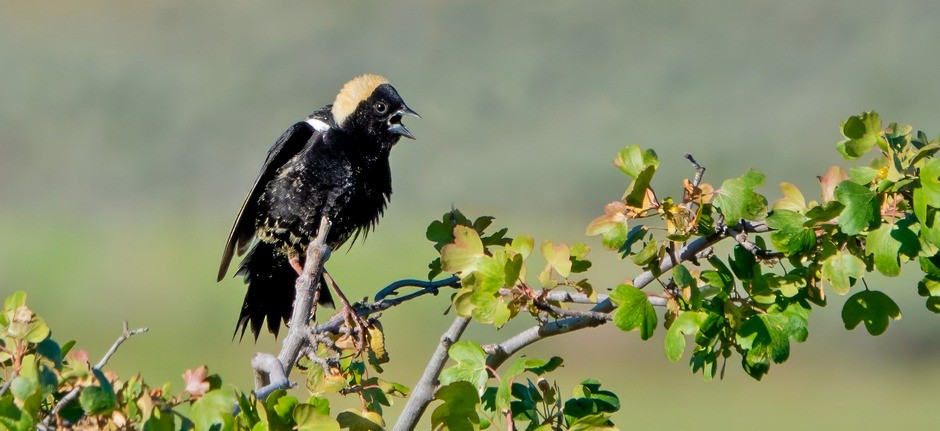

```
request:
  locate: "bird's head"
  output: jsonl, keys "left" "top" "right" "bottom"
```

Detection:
{"left": 331, "top": 74, "right": 419, "bottom": 144}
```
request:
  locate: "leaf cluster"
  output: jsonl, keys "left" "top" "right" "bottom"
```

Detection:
{"left": 433, "top": 342, "right": 618, "bottom": 431}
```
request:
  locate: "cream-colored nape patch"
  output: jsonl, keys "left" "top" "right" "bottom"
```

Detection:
{"left": 332, "top": 74, "right": 389, "bottom": 127}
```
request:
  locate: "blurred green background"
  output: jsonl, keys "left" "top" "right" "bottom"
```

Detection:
{"left": 2, "top": 1, "right": 939, "bottom": 428}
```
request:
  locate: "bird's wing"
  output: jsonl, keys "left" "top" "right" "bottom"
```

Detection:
{"left": 217, "top": 121, "right": 322, "bottom": 281}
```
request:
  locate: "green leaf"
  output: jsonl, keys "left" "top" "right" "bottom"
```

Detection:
{"left": 736, "top": 313, "right": 791, "bottom": 379}
{"left": 765, "top": 273, "right": 803, "bottom": 298}
{"left": 672, "top": 264, "right": 701, "bottom": 309}
{"left": 613, "top": 145, "right": 659, "bottom": 178}
{"left": 440, "top": 342, "right": 488, "bottom": 394}
{"left": 189, "top": 390, "right": 237, "bottom": 431}
{"left": 336, "top": 410, "right": 384, "bottom": 431}
{"left": 918, "top": 275, "right": 940, "bottom": 298}
{"left": 713, "top": 170, "right": 768, "bottom": 222}
{"left": 0, "top": 393, "right": 36, "bottom": 431}
{"left": 609, "top": 284, "right": 657, "bottom": 340}
{"left": 294, "top": 404, "right": 340, "bottom": 431}
{"left": 569, "top": 242, "right": 592, "bottom": 273}
{"left": 700, "top": 256, "right": 734, "bottom": 298}
{"left": 441, "top": 226, "right": 485, "bottom": 274}
{"left": 541, "top": 241, "right": 572, "bottom": 277}
{"left": 842, "top": 290, "right": 902, "bottom": 335}
{"left": 772, "top": 182, "right": 806, "bottom": 211}
{"left": 468, "top": 293, "right": 512, "bottom": 327}
{"left": 779, "top": 303, "right": 811, "bottom": 343}
{"left": 920, "top": 158, "right": 940, "bottom": 208}
{"left": 494, "top": 356, "right": 563, "bottom": 413}
{"left": 427, "top": 210, "right": 470, "bottom": 250}
{"left": 431, "top": 381, "right": 481, "bottom": 431}
{"left": 618, "top": 225, "right": 648, "bottom": 256}
{"left": 563, "top": 380, "right": 619, "bottom": 426}
{"left": 821, "top": 251, "right": 865, "bottom": 295}
{"left": 508, "top": 235, "right": 534, "bottom": 259}
{"left": 729, "top": 245, "right": 756, "bottom": 281}
{"left": 631, "top": 240, "right": 659, "bottom": 266}
{"left": 79, "top": 369, "right": 118, "bottom": 415}
{"left": 466, "top": 255, "right": 508, "bottom": 294}
{"left": 267, "top": 392, "right": 299, "bottom": 429}
{"left": 22, "top": 317, "right": 50, "bottom": 344}
{"left": 926, "top": 297, "right": 940, "bottom": 314}
{"left": 836, "top": 112, "right": 884, "bottom": 160}
{"left": 568, "top": 414, "right": 617, "bottom": 431}
{"left": 624, "top": 165, "right": 655, "bottom": 207}
{"left": 865, "top": 221, "right": 919, "bottom": 277}
{"left": 848, "top": 166, "right": 880, "bottom": 185}
{"left": 834, "top": 180, "right": 878, "bottom": 235}
{"left": 586, "top": 202, "right": 629, "bottom": 251}
{"left": 664, "top": 312, "right": 706, "bottom": 362}
{"left": 765, "top": 210, "right": 816, "bottom": 255}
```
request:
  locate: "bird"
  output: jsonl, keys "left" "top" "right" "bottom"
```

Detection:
{"left": 217, "top": 74, "right": 419, "bottom": 340}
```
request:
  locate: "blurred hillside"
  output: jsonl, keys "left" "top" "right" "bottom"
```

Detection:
{"left": 1, "top": 1, "right": 939, "bottom": 429}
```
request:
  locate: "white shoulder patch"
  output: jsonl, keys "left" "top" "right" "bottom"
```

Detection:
{"left": 305, "top": 117, "right": 330, "bottom": 132}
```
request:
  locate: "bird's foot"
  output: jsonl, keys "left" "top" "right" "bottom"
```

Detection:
{"left": 341, "top": 303, "right": 371, "bottom": 353}
{"left": 323, "top": 270, "right": 370, "bottom": 354}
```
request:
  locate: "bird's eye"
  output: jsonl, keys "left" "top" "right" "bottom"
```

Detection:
{"left": 373, "top": 102, "right": 388, "bottom": 114}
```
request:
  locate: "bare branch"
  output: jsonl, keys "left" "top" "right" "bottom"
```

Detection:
{"left": 47, "top": 322, "right": 148, "bottom": 424}
{"left": 393, "top": 316, "right": 471, "bottom": 431}
{"left": 95, "top": 321, "right": 149, "bottom": 370}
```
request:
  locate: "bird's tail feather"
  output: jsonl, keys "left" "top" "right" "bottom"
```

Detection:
{"left": 233, "top": 242, "right": 334, "bottom": 341}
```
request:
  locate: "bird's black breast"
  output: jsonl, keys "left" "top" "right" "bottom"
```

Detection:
{"left": 255, "top": 132, "right": 392, "bottom": 255}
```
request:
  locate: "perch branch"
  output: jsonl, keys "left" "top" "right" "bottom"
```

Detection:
{"left": 252, "top": 215, "right": 331, "bottom": 398}
{"left": 393, "top": 316, "right": 471, "bottom": 431}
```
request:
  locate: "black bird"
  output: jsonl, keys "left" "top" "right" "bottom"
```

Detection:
{"left": 218, "top": 74, "right": 418, "bottom": 340}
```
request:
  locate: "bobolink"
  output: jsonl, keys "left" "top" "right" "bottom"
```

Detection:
{"left": 218, "top": 74, "right": 418, "bottom": 339}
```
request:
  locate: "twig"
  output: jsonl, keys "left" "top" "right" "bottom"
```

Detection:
{"left": 533, "top": 301, "right": 612, "bottom": 321}
{"left": 46, "top": 321, "right": 148, "bottom": 424}
{"left": 254, "top": 215, "right": 331, "bottom": 398}
{"left": 313, "top": 279, "right": 457, "bottom": 337}
{"left": 0, "top": 369, "right": 17, "bottom": 397}
{"left": 685, "top": 153, "right": 705, "bottom": 187}
{"left": 719, "top": 219, "right": 784, "bottom": 260}
{"left": 393, "top": 316, "right": 471, "bottom": 431}
{"left": 499, "top": 288, "right": 609, "bottom": 305}
{"left": 374, "top": 276, "right": 460, "bottom": 301}
{"left": 94, "top": 321, "right": 149, "bottom": 370}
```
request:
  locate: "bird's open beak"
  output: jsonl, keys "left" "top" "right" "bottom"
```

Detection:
{"left": 388, "top": 105, "right": 420, "bottom": 140}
